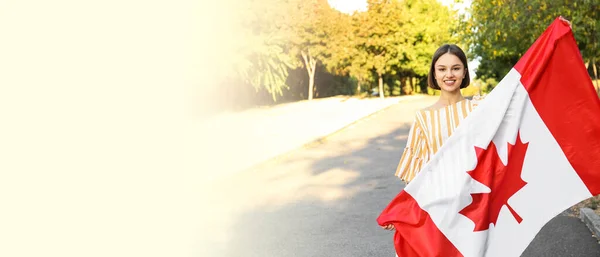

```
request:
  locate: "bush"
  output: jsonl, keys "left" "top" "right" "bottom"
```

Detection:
{"left": 460, "top": 84, "right": 481, "bottom": 97}
{"left": 461, "top": 78, "right": 499, "bottom": 97}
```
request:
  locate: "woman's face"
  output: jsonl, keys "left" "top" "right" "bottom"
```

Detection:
{"left": 434, "top": 53, "right": 466, "bottom": 93}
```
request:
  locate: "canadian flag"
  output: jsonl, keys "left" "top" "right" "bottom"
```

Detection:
{"left": 377, "top": 17, "right": 600, "bottom": 257}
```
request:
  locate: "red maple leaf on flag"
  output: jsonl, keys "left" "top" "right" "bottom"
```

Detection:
{"left": 459, "top": 133, "right": 529, "bottom": 231}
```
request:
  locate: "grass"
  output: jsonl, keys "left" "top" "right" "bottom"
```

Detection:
{"left": 567, "top": 195, "right": 600, "bottom": 217}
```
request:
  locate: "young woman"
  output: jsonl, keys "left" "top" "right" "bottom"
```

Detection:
{"left": 382, "top": 44, "right": 480, "bottom": 231}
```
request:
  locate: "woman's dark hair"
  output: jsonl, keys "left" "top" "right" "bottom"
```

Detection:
{"left": 427, "top": 44, "right": 470, "bottom": 90}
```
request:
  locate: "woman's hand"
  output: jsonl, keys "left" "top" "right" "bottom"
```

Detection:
{"left": 559, "top": 16, "right": 572, "bottom": 29}
{"left": 381, "top": 224, "right": 395, "bottom": 231}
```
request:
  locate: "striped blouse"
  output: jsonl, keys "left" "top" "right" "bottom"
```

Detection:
{"left": 395, "top": 99, "right": 479, "bottom": 182}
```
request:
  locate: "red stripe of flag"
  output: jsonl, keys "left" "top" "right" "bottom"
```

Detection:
{"left": 514, "top": 17, "right": 600, "bottom": 195}
{"left": 376, "top": 191, "right": 463, "bottom": 257}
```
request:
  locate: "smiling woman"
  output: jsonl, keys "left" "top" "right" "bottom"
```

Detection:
{"left": 382, "top": 45, "right": 484, "bottom": 257}
{"left": 381, "top": 46, "right": 483, "bottom": 255}
{"left": 392, "top": 44, "right": 479, "bottom": 184}
{"left": 388, "top": 44, "right": 480, "bottom": 184}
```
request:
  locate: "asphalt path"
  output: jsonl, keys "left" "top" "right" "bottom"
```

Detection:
{"left": 204, "top": 96, "right": 600, "bottom": 256}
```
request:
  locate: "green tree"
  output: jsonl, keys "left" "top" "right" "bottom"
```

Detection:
{"left": 288, "top": 0, "right": 337, "bottom": 100}
{"left": 347, "top": 0, "right": 456, "bottom": 97}
{"left": 403, "top": 0, "right": 457, "bottom": 94}
{"left": 571, "top": 0, "right": 600, "bottom": 91}
{"left": 231, "top": 0, "right": 296, "bottom": 101}
{"left": 463, "top": 0, "right": 600, "bottom": 89}
{"left": 353, "top": 0, "right": 410, "bottom": 99}
{"left": 311, "top": 8, "right": 368, "bottom": 95}
{"left": 221, "top": 0, "right": 465, "bottom": 105}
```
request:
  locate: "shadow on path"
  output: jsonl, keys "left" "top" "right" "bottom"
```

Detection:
{"left": 205, "top": 99, "right": 600, "bottom": 257}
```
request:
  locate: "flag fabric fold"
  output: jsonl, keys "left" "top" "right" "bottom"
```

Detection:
{"left": 377, "top": 17, "right": 600, "bottom": 257}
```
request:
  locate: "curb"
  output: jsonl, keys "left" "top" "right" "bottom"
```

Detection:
{"left": 580, "top": 207, "right": 600, "bottom": 241}
{"left": 204, "top": 94, "right": 430, "bottom": 184}
{"left": 302, "top": 95, "right": 426, "bottom": 147}
{"left": 259, "top": 95, "right": 425, "bottom": 165}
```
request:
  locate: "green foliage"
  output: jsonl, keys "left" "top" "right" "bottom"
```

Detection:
{"left": 231, "top": 0, "right": 296, "bottom": 101}
{"left": 235, "top": 35, "right": 294, "bottom": 101}
{"left": 460, "top": 85, "right": 480, "bottom": 97}
{"left": 482, "top": 78, "right": 499, "bottom": 94}
{"left": 590, "top": 197, "right": 599, "bottom": 210}
{"left": 344, "top": 0, "right": 455, "bottom": 96}
{"left": 391, "top": 80, "right": 402, "bottom": 96}
{"left": 461, "top": 0, "right": 600, "bottom": 81}
{"left": 461, "top": 78, "right": 498, "bottom": 96}
{"left": 427, "top": 87, "right": 440, "bottom": 96}
{"left": 404, "top": 0, "right": 459, "bottom": 76}
{"left": 225, "top": 0, "right": 462, "bottom": 104}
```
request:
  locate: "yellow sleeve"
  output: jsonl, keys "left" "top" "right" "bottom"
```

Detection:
{"left": 395, "top": 115, "right": 427, "bottom": 182}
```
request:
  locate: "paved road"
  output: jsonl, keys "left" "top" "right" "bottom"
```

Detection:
{"left": 204, "top": 96, "right": 600, "bottom": 256}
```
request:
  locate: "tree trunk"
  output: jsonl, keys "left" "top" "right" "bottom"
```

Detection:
{"left": 404, "top": 77, "right": 413, "bottom": 95}
{"left": 378, "top": 73, "right": 384, "bottom": 99}
{"left": 308, "top": 73, "right": 315, "bottom": 99}
{"left": 592, "top": 59, "right": 599, "bottom": 94}
{"left": 356, "top": 80, "right": 361, "bottom": 96}
{"left": 302, "top": 51, "right": 317, "bottom": 100}
{"left": 419, "top": 77, "right": 428, "bottom": 93}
